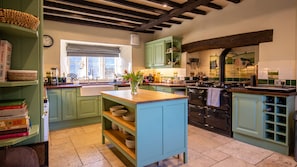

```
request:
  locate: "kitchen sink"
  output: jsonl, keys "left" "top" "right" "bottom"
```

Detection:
{"left": 80, "top": 85, "right": 114, "bottom": 96}
{"left": 245, "top": 85, "right": 296, "bottom": 92}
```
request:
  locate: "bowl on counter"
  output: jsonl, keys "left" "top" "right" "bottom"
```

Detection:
{"left": 112, "top": 109, "right": 128, "bottom": 117}
{"left": 110, "top": 105, "right": 125, "bottom": 112}
{"left": 125, "top": 135, "right": 135, "bottom": 149}
{"left": 122, "top": 112, "right": 135, "bottom": 122}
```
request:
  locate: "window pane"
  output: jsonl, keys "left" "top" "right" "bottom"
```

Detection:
{"left": 87, "top": 57, "right": 100, "bottom": 80}
{"left": 104, "top": 57, "right": 116, "bottom": 79}
{"left": 68, "top": 56, "right": 87, "bottom": 79}
{"left": 67, "top": 56, "right": 117, "bottom": 82}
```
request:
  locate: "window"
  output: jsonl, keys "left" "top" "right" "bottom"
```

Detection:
{"left": 60, "top": 40, "right": 132, "bottom": 82}
{"left": 67, "top": 56, "right": 118, "bottom": 81}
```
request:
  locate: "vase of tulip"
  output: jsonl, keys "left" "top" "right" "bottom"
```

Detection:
{"left": 123, "top": 70, "right": 143, "bottom": 95}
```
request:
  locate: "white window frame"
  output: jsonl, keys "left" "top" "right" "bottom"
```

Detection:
{"left": 60, "top": 39, "right": 132, "bottom": 83}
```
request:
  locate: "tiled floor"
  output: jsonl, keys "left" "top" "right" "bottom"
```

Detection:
{"left": 49, "top": 123, "right": 297, "bottom": 167}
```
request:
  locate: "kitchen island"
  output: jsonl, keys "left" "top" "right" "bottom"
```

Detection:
{"left": 101, "top": 89, "right": 188, "bottom": 166}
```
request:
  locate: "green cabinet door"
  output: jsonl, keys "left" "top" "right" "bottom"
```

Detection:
{"left": 61, "top": 88, "right": 77, "bottom": 120}
{"left": 77, "top": 96, "right": 100, "bottom": 119}
{"left": 48, "top": 89, "right": 62, "bottom": 122}
{"left": 145, "top": 41, "right": 166, "bottom": 67}
{"left": 232, "top": 93, "right": 264, "bottom": 138}
{"left": 153, "top": 41, "right": 166, "bottom": 66}
{"left": 145, "top": 43, "right": 153, "bottom": 68}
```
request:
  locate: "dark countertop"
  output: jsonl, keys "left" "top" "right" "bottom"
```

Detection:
{"left": 45, "top": 84, "right": 82, "bottom": 89}
{"left": 45, "top": 82, "right": 196, "bottom": 89}
{"left": 230, "top": 87, "right": 297, "bottom": 96}
{"left": 149, "top": 82, "right": 195, "bottom": 87}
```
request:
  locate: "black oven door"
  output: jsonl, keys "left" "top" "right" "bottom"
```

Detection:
{"left": 188, "top": 88, "right": 207, "bottom": 106}
{"left": 205, "top": 108, "right": 230, "bottom": 131}
{"left": 188, "top": 104, "right": 205, "bottom": 126}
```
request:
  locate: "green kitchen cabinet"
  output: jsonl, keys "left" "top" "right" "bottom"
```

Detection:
{"left": 232, "top": 93, "right": 264, "bottom": 138}
{"left": 61, "top": 88, "right": 77, "bottom": 120}
{"left": 139, "top": 84, "right": 153, "bottom": 90}
{"left": 48, "top": 88, "right": 77, "bottom": 122}
{"left": 150, "top": 85, "right": 186, "bottom": 94}
{"left": 145, "top": 36, "right": 181, "bottom": 68}
{"left": 0, "top": 0, "right": 43, "bottom": 146}
{"left": 77, "top": 96, "right": 100, "bottom": 118}
{"left": 145, "top": 40, "right": 166, "bottom": 67}
{"left": 48, "top": 89, "right": 62, "bottom": 122}
{"left": 232, "top": 92, "right": 295, "bottom": 155}
{"left": 48, "top": 87, "right": 101, "bottom": 130}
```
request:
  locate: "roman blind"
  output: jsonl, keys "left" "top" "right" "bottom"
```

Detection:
{"left": 66, "top": 43, "right": 120, "bottom": 57}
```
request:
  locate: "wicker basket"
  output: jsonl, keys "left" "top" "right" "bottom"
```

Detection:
{"left": 0, "top": 8, "right": 40, "bottom": 31}
{"left": 7, "top": 70, "right": 37, "bottom": 81}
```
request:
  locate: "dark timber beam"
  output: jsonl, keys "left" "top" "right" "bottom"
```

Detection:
{"left": 227, "top": 0, "right": 241, "bottom": 3}
{"left": 134, "top": 0, "right": 211, "bottom": 31}
{"left": 44, "top": 14, "right": 155, "bottom": 33}
{"left": 105, "top": 0, "right": 193, "bottom": 19}
{"left": 182, "top": 29, "right": 273, "bottom": 53}
{"left": 147, "top": 0, "right": 207, "bottom": 15}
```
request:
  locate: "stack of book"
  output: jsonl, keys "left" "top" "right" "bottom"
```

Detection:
{"left": 0, "top": 99, "right": 30, "bottom": 140}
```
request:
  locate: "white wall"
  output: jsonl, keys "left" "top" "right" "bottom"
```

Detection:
{"left": 43, "top": 20, "right": 154, "bottom": 76}
{"left": 155, "top": 0, "right": 297, "bottom": 80}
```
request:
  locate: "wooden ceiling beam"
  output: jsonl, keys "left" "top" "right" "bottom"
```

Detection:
{"left": 227, "top": 0, "right": 241, "bottom": 3}
{"left": 206, "top": 2, "right": 223, "bottom": 10}
{"left": 104, "top": 0, "right": 193, "bottom": 19}
{"left": 44, "top": 1, "right": 150, "bottom": 24}
{"left": 182, "top": 29, "right": 273, "bottom": 53}
{"left": 53, "top": 0, "right": 159, "bottom": 19}
{"left": 44, "top": 8, "right": 141, "bottom": 28}
{"left": 147, "top": 0, "right": 207, "bottom": 15}
{"left": 49, "top": 0, "right": 183, "bottom": 24}
{"left": 44, "top": 14, "right": 154, "bottom": 33}
{"left": 134, "top": 0, "right": 211, "bottom": 31}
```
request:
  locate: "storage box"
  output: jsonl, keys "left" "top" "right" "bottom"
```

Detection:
{"left": 0, "top": 40, "right": 12, "bottom": 82}
{"left": 7, "top": 70, "right": 37, "bottom": 81}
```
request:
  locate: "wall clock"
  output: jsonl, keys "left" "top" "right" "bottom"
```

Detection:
{"left": 43, "top": 35, "right": 54, "bottom": 47}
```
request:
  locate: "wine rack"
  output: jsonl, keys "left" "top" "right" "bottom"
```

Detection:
{"left": 263, "top": 96, "right": 293, "bottom": 145}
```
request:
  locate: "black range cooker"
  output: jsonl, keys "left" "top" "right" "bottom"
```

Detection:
{"left": 187, "top": 84, "right": 233, "bottom": 137}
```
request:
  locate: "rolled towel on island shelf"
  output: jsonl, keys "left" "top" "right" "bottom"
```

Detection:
{"left": 207, "top": 87, "right": 222, "bottom": 107}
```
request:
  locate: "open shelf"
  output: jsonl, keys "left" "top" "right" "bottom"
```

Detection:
{"left": 103, "top": 130, "right": 136, "bottom": 160}
{"left": 103, "top": 111, "right": 135, "bottom": 133}
{"left": 263, "top": 95, "right": 290, "bottom": 145}
{"left": 0, "top": 124, "right": 39, "bottom": 147}
{"left": 0, "top": 22, "right": 38, "bottom": 38}
{"left": 0, "top": 80, "right": 38, "bottom": 87}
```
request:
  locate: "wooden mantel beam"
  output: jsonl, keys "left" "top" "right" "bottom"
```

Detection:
{"left": 182, "top": 29, "right": 273, "bottom": 53}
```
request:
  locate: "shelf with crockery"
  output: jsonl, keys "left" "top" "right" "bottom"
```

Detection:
{"left": 101, "top": 89, "right": 188, "bottom": 167}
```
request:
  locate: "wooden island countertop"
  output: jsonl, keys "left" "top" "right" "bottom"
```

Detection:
{"left": 101, "top": 89, "right": 188, "bottom": 104}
